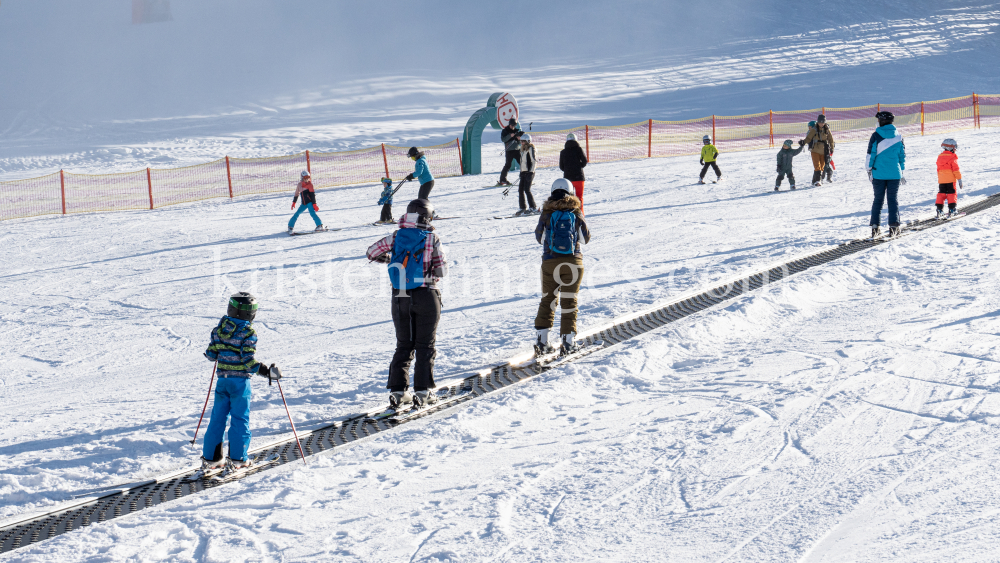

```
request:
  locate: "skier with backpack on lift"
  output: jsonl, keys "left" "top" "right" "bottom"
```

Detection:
{"left": 533, "top": 178, "right": 591, "bottom": 357}
{"left": 365, "top": 199, "right": 449, "bottom": 409}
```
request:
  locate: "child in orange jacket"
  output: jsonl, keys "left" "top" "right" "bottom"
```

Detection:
{"left": 935, "top": 139, "right": 963, "bottom": 218}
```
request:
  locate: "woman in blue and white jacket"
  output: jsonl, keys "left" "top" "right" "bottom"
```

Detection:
{"left": 867, "top": 111, "right": 907, "bottom": 237}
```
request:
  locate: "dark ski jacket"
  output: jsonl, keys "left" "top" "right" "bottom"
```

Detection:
{"left": 559, "top": 140, "right": 588, "bottom": 182}
{"left": 501, "top": 125, "right": 523, "bottom": 152}
{"left": 535, "top": 194, "right": 590, "bottom": 260}
{"left": 776, "top": 145, "right": 804, "bottom": 173}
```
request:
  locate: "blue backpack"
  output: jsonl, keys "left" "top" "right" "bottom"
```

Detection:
{"left": 388, "top": 229, "right": 429, "bottom": 290}
{"left": 547, "top": 210, "right": 577, "bottom": 255}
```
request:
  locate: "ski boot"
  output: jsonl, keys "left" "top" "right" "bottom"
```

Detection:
{"left": 389, "top": 390, "right": 413, "bottom": 409}
{"left": 287, "top": 226, "right": 294, "bottom": 234}
{"left": 774, "top": 186, "right": 780, "bottom": 192}
{"left": 413, "top": 389, "right": 439, "bottom": 407}
{"left": 534, "top": 329, "right": 556, "bottom": 356}
{"left": 528, "top": 207, "right": 539, "bottom": 215}
{"left": 560, "top": 333, "right": 581, "bottom": 356}
{"left": 715, "top": 176, "right": 723, "bottom": 183}
{"left": 514, "top": 209, "right": 526, "bottom": 217}
{"left": 871, "top": 226, "right": 881, "bottom": 239}
{"left": 227, "top": 457, "right": 253, "bottom": 471}
{"left": 499, "top": 180, "right": 513, "bottom": 187}
{"left": 200, "top": 456, "right": 226, "bottom": 471}
{"left": 948, "top": 208, "right": 959, "bottom": 218}
{"left": 315, "top": 225, "right": 326, "bottom": 232}
{"left": 889, "top": 226, "right": 901, "bottom": 237}
{"left": 936, "top": 209, "right": 944, "bottom": 219}
{"left": 790, "top": 185, "right": 796, "bottom": 190}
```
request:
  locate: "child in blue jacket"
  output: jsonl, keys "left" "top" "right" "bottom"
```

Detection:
{"left": 201, "top": 292, "right": 280, "bottom": 471}
{"left": 377, "top": 177, "right": 394, "bottom": 224}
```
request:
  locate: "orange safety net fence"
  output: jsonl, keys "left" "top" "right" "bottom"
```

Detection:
{"left": 0, "top": 94, "right": 994, "bottom": 222}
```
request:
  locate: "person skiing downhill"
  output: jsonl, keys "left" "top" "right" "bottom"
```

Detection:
{"left": 288, "top": 171, "right": 325, "bottom": 233}
{"left": 559, "top": 133, "right": 589, "bottom": 214}
{"left": 377, "top": 177, "right": 395, "bottom": 224}
{"left": 365, "top": 199, "right": 448, "bottom": 409}
{"left": 405, "top": 147, "right": 435, "bottom": 200}
{"left": 802, "top": 114, "right": 835, "bottom": 186}
{"left": 515, "top": 134, "right": 538, "bottom": 216}
{"left": 699, "top": 135, "right": 722, "bottom": 184}
{"left": 867, "top": 111, "right": 907, "bottom": 238}
{"left": 775, "top": 139, "right": 806, "bottom": 191}
{"left": 534, "top": 178, "right": 591, "bottom": 356}
{"left": 498, "top": 118, "right": 524, "bottom": 187}
{"left": 200, "top": 292, "right": 281, "bottom": 472}
{"left": 935, "top": 138, "right": 963, "bottom": 218}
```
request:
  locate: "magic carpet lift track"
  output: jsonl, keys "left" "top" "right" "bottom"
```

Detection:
{"left": 3, "top": 192, "right": 1000, "bottom": 554}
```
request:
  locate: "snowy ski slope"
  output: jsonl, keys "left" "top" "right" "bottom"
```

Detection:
{"left": 3, "top": 128, "right": 1000, "bottom": 561}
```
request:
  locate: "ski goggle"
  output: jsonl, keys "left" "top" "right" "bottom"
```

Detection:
{"left": 229, "top": 298, "right": 258, "bottom": 314}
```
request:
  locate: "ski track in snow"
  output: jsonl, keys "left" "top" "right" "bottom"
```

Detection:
{"left": 3, "top": 129, "right": 1000, "bottom": 560}
{"left": 1, "top": 4, "right": 998, "bottom": 179}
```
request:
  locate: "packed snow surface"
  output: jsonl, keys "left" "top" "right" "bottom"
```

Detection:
{"left": 3, "top": 128, "right": 1000, "bottom": 561}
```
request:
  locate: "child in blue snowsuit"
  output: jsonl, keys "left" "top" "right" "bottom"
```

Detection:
{"left": 201, "top": 292, "right": 279, "bottom": 470}
{"left": 377, "top": 177, "right": 394, "bottom": 224}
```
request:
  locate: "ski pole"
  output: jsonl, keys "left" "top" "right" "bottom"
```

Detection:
{"left": 389, "top": 179, "right": 407, "bottom": 198}
{"left": 272, "top": 367, "right": 307, "bottom": 465}
{"left": 191, "top": 362, "right": 217, "bottom": 445}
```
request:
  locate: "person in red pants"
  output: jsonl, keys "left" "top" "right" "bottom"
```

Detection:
{"left": 935, "top": 138, "right": 963, "bottom": 218}
{"left": 559, "top": 132, "right": 588, "bottom": 214}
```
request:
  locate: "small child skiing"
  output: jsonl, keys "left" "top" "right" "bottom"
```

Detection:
{"left": 935, "top": 138, "right": 963, "bottom": 218}
{"left": 699, "top": 135, "right": 722, "bottom": 184}
{"left": 288, "top": 171, "right": 325, "bottom": 234}
{"left": 775, "top": 139, "right": 806, "bottom": 191}
{"left": 200, "top": 292, "right": 281, "bottom": 473}
{"left": 377, "top": 177, "right": 395, "bottom": 224}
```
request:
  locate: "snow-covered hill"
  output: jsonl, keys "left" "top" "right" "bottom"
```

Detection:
{"left": 3, "top": 127, "right": 1000, "bottom": 561}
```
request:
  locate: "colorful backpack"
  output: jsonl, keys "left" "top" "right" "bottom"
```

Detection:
{"left": 388, "top": 229, "right": 429, "bottom": 290}
{"left": 547, "top": 210, "right": 577, "bottom": 255}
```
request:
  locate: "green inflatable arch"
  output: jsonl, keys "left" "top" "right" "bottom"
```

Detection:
{"left": 461, "top": 92, "right": 518, "bottom": 175}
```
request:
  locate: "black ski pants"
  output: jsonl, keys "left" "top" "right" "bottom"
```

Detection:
{"left": 388, "top": 287, "right": 441, "bottom": 392}
{"left": 519, "top": 171, "right": 536, "bottom": 210}
{"left": 379, "top": 203, "right": 393, "bottom": 223}
{"left": 500, "top": 150, "right": 520, "bottom": 183}
{"left": 700, "top": 161, "right": 721, "bottom": 179}
{"left": 417, "top": 180, "right": 435, "bottom": 200}
{"left": 775, "top": 171, "right": 795, "bottom": 188}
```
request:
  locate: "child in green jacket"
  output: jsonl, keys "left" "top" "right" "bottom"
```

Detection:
{"left": 699, "top": 135, "right": 722, "bottom": 184}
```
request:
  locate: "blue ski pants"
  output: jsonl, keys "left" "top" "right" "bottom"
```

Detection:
{"left": 870, "top": 179, "right": 901, "bottom": 227}
{"left": 288, "top": 204, "right": 322, "bottom": 229}
{"left": 202, "top": 377, "right": 252, "bottom": 462}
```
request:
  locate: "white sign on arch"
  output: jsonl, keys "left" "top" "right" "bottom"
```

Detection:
{"left": 495, "top": 93, "right": 519, "bottom": 126}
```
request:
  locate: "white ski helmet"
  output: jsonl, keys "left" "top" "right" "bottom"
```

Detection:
{"left": 521, "top": 134, "right": 532, "bottom": 143}
{"left": 301, "top": 170, "right": 310, "bottom": 178}
{"left": 566, "top": 133, "right": 578, "bottom": 141}
{"left": 941, "top": 138, "right": 958, "bottom": 151}
{"left": 702, "top": 135, "right": 711, "bottom": 144}
{"left": 551, "top": 178, "right": 574, "bottom": 194}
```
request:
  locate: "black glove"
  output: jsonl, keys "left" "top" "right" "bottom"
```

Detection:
{"left": 405, "top": 173, "right": 414, "bottom": 181}
{"left": 699, "top": 159, "right": 704, "bottom": 166}
{"left": 373, "top": 253, "right": 391, "bottom": 264}
{"left": 799, "top": 140, "right": 806, "bottom": 146}
{"left": 257, "top": 363, "right": 271, "bottom": 377}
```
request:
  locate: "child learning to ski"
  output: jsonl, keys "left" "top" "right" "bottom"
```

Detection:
{"left": 699, "top": 135, "right": 722, "bottom": 184}
{"left": 288, "top": 170, "right": 325, "bottom": 234}
{"left": 365, "top": 199, "right": 448, "bottom": 410}
{"left": 377, "top": 177, "right": 395, "bottom": 224}
{"left": 935, "top": 138, "right": 963, "bottom": 218}
{"left": 516, "top": 134, "right": 538, "bottom": 216}
{"left": 200, "top": 292, "right": 281, "bottom": 475}
{"left": 534, "top": 179, "right": 591, "bottom": 357}
{"left": 775, "top": 139, "right": 806, "bottom": 191}
{"left": 405, "top": 147, "right": 435, "bottom": 200}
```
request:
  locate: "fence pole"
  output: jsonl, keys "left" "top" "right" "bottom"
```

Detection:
{"left": 769, "top": 111, "right": 773, "bottom": 147}
{"left": 225, "top": 156, "right": 233, "bottom": 199}
{"left": 712, "top": 115, "right": 716, "bottom": 145}
{"left": 381, "top": 143, "right": 390, "bottom": 179}
{"left": 305, "top": 150, "right": 311, "bottom": 175}
{"left": 455, "top": 138, "right": 464, "bottom": 175}
{"left": 585, "top": 125, "right": 590, "bottom": 162}
{"left": 973, "top": 93, "right": 979, "bottom": 129}
{"left": 647, "top": 119, "right": 653, "bottom": 158}
{"left": 146, "top": 167, "right": 154, "bottom": 210}
{"left": 921, "top": 101, "right": 925, "bottom": 135}
{"left": 60, "top": 170, "right": 66, "bottom": 215}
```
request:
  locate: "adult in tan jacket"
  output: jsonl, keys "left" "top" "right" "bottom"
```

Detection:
{"left": 801, "top": 114, "right": 835, "bottom": 186}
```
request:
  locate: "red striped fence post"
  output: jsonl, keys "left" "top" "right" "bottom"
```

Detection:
{"left": 381, "top": 143, "right": 390, "bottom": 179}
{"left": 456, "top": 138, "right": 464, "bottom": 175}
{"left": 146, "top": 167, "right": 154, "bottom": 210}
{"left": 305, "top": 150, "right": 311, "bottom": 175}
{"left": 711, "top": 115, "right": 716, "bottom": 145}
{"left": 225, "top": 156, "right": 233, "bottom": 199}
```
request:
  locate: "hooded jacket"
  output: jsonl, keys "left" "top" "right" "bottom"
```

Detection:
{"left": 559, "top": 140, "right": 588, "bottom": 182}
{"left": 365, "top": 212, "right": 448, "bottom": 289}
{"left": 501, "top": 124, "right": 523, "bottom": 152}
{"left": 866, "top": 124, "right": 906, "bottom": 181}
{"left": 804, "top": 123, "right": 836, "bottom": 155}
{"left": 535, "top": 194, "right": 590, "bottom": 260}
{"left": 936, "top": 151, "right": 962, "bottom": 184}
{"left": 412, "top": 154, "right": 434, "bottom": 185}
{"left": 776, "top": 145, "right": 804, "bottom": 173}
{"left": 205, "top": 316, "right": 259, "bottom": 378}
{"left": 519, "top": 143, "right": 537, "bottom": 173}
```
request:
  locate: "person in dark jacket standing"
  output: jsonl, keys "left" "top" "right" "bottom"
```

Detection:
{"left": 516, "top": 134, "right": 538, "bottom": 216}
{"left": 405, "top": 147, "right": 435, "bottom": 200}
{"left": 559, "top": 133, "right": 589, "bottom": 214}
{"left": 534, "top": 178, "right": 590, "bottom": 357}
{"left": 498, "top": 118, "right": 524, "bottom": 187}
{"left": 365, "top": 199, "right": 448, "bottom": 409}
{"left": 774, "top": 139, "right": 806, "bottom": 191}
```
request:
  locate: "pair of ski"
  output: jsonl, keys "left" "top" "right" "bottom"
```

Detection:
{"left": 289, "top": 226, "right": 336, "bottom": 236}
{"left": 492, "top": 211, "right": 540, "bottom": 220}
{"left": 183, "top": 453, "right": 281, "bottom": 484}
{"left": 364, "top": 339, "right": 607, "bottom": 423}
